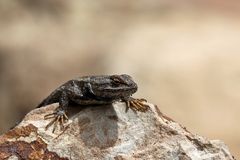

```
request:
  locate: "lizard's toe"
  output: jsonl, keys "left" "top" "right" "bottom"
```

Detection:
{"left": 44, "top": 109, "right": 69, "bottom": 133}
{"left": 125, "top": 98, "right": 149, "bottom": 113}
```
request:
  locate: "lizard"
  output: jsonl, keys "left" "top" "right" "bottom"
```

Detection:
{"left": 37, "top": 74, "right": 149, "bottom": 133}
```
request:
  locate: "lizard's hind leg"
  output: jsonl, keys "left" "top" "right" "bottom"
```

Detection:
{"left": 44, "top": 108, "right": 69, "bottom": 133}
{"left": 44, "top": 92, "right": 69, "bottom": 133}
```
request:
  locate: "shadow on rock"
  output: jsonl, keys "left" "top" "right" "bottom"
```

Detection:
{"left": 68, "top": 104, "right": 118, "bottom": 149}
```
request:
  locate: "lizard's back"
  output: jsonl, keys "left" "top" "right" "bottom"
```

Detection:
{"left": 37, "top": 76, "right": 103, "bottom": 108}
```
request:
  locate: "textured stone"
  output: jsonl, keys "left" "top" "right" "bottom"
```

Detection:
{"left": 0, "top": 102, "right": 235, "bottom": 160}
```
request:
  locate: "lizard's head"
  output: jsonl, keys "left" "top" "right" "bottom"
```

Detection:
{"left": 90, "top": 74, "right": 138, "bottom": 99}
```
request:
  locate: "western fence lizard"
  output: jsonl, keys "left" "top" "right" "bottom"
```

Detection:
{"left": 37, "top": 74, "right": 149, "bottom": 132}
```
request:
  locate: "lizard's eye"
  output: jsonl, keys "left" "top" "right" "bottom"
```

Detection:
{"left": 110, "top": 76, "right": 128, "bottom": 86}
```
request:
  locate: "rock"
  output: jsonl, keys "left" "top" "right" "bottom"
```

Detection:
{"left": 0, "top": 102, "right": 235, "bottom": 160}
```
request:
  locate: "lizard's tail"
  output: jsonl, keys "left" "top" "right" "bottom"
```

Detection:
{"left": 37, "top": 97, "right": 58, "bottom": 108}
{"left": 37, "top": 90, "right": 60, "bottom": 108}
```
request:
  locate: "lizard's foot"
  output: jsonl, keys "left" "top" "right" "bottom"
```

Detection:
{"left": 125, "top": 98, "right": 149, "bottom": 112}
{"left": 44, "top": 108, "right": 68, "bottom": 133}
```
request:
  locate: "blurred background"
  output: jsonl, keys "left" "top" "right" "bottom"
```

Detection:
{"left": 0, "top": 0, "right": 240, "bottom": 158}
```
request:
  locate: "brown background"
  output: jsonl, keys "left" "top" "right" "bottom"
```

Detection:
{"left": 0, "top": 0, "right": 239, "bottom": 158}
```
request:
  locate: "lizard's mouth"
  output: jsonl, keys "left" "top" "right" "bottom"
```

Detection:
{"left": 108, "top": 86, "right": 137, "bottom": 96}
{"left": 92, "top": 86, "right": 137, "bottom": 99}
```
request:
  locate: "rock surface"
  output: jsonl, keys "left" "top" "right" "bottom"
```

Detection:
{"left": 0, "top": 102, "right": 235, "bottom": 160}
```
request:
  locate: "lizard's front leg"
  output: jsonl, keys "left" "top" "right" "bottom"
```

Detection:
{"left": 44, "top": 91, "right": 69, "bottom": 133}
{"left": 123, "top": 97, "right": 149, "bottom": 112}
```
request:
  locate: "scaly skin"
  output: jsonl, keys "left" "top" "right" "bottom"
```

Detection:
{"left": 38, "top": 74, "right": 149, "bottom": 133}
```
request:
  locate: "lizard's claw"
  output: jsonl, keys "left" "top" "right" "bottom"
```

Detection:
{"left": 44, "top": 108, "right": 68, "bottom": 133}
{"left": 125, "top": 98, "right": 149, "bottom": 112}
